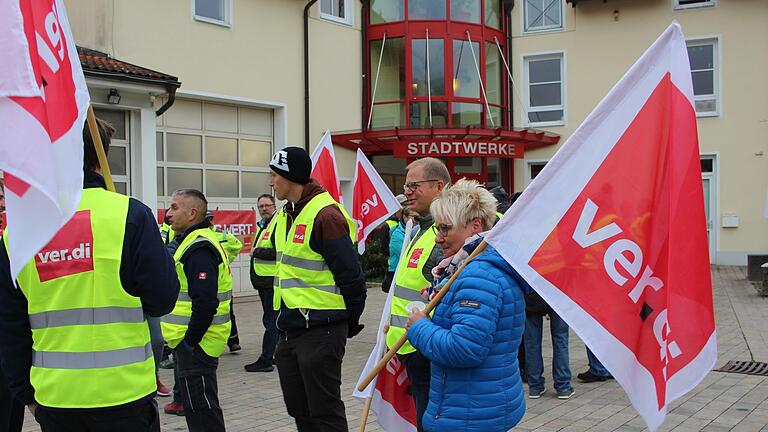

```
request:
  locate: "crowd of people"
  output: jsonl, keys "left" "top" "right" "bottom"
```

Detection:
{"left": 0, "top": 117, "right": 611, "bottom": 432}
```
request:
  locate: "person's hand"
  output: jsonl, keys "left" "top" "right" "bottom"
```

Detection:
{"left": 347, "top": 320, "right": 365, "bottom": 338}
{"left": 383, "top": 324, "right": 390, "bottom": 333}
{"left": 406, "top": 308, "right": 428, "bottom": 329}
{"left": 27, "top": 403, "right": 37, "bottom": 416}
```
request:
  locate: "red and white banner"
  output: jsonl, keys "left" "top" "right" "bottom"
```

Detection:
{"left": 311, "top": 130, "right": 343, "bottom": 204}
{"left": 0, "top": 0, "right": 90, "bottom": 278}
{"left": 352, "top": 149, "right": 401, "bottom": 254}
{"left": 485, "top": 23, "right": 715, "bottom": 432}
{"left": 354, "top": 219, "right": 417, "bottom": 432}
{"left": 157, "top": 209, "right": 257, "bottom": 253}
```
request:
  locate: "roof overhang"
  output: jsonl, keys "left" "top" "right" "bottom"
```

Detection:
{"left": 331, "top": 127, "right": 560, "bottom": 159}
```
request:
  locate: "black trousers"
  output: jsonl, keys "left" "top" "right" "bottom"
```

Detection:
{"left": 398, "top": 351, "right": 431, "bottom": 432}
{"left": 33, "top": 399, "right": 157, "bottom": 432}
{"left": 276, "top": 321, "right": 348, "bottom": 432}
{"left": 0, "top": 371, "right": 23, "bottom": 432}
{"left": 175, "top": 342, "right": 226, "bottom": 432}
{"left": 256, "top": 287, "right": 279, "bottom": 362}
{"left": 228, "top": 303, "right": 240, "bottom": 347}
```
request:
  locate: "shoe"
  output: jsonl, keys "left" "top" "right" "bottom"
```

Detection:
{"left": 528, "top": 388, "right": 546, "bottom": 399}
{"left": 163, "top": 402, "right": 185, "bottom": 416}
{"left": 158, "top": 358, "right": 175, "bottom": 369}
{"left": 577, "top": 370, "right": 612, "bottom": 383}
{"left": 156, "top": 378, "right": 172, "bottom": 397}
{"left": 244, "top": 360, "right": 274, "bottom": 372}
{"left": 557, "top": 389, "right": 575, "bottom": 399}
{"left": 229, "top": 343, "right": 242, "bottom": 353}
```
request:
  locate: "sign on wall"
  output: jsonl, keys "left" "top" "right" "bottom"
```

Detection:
{"left": 393, "top": 140, "right": 523, "bottom": 159}
{"left": 157, "top": 209, "right": 257, "bottom": 254}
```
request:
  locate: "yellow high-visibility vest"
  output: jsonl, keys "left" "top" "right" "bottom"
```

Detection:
{"left": 161, "top": 227, "right": 232, "bottom": 358}
{"left": 272, "top": 192, "right": 355, "bottom": 311}
{"left": 252, "top": 216, "right": 278, "bottom": 277}
{"left": 9, "top": 189, "right": 155, "bottom": 408}
{"left": 386, "top": 225, "right": 438, "bottom": 355}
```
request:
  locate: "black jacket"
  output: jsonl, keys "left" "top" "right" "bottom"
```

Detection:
{"left": 0, "top": 170, "right": 179, "bottom": 406}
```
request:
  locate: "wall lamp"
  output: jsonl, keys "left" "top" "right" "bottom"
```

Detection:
{"left": 107, "top": 88, "right": 121, "bottom": 105}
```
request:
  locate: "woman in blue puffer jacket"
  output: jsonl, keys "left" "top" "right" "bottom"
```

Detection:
{"left": 406, "top": 179, "right": 529, "bottom": 432}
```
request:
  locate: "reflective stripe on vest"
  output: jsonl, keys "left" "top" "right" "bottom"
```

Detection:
{"left": 386, "top": 225, "right": 438, "bottom": 355}
{"left": 161, "top": 228, "right": 233, "bottom": 358}
{"left": 273, "top": 192, "right": 355, "bottom": 311}
{"left": 8, "top": 188, "right": 156, "bottom": 409}
{"left": 252, "top": 216, "right": 278, "bottom": 277}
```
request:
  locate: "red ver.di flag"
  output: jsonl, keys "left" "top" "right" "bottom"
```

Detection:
{"left": 311, "top": 131, "right": 343, "bottom": 204}
{"left": 485, "top": 23, "right": 715, "bottom": 431}
{"left": 352, "top": 149, "right": 401, "bottom": 254}
{"left": 0, "top": 0, "right": 90, "bottom": 278}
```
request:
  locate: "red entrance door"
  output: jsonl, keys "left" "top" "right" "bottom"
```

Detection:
{"left": 446, "top": 157, "right": 486, "bottom": 185}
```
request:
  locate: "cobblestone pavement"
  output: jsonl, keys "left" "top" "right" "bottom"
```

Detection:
{"left": 20, "top": 266, "right": 768, "bottom": 431}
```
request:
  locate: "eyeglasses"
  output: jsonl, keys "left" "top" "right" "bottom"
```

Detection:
{"left": 403, "top": 179, "right": 439, "bottom": 192}
{"left": 431, "top": 223, "right": 454, "bottom": 237}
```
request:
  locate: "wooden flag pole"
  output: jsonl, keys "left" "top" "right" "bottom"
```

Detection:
{"left": 358, "top": 396, "right": 373, "bottom": 432}
{"left": 356, "top": 241, "right": 488, "bottom": 392}
{"left": 86, "top": 105, "right": 116, "bottom": 192}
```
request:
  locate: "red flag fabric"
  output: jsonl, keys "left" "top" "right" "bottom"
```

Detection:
{"left": 310, "top": 131, "right": 343, "bottom": 204}
{"left": 0, "top": 0, "right": 90, "bottom": 278}
{"left": 485, "top": 23, "right": 715, "bottom": 431}
{"left": 352, "top": 149, "right": 401, "bottom": 254}
{"left": 353, "top": 219, "right": 417, "bottom": 432}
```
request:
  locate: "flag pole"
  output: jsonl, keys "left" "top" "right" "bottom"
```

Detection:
{"left": 358, "top": 396, "right": 373, "bottom": 432}
{"left": 357, "top": 240, "right": 488, "bottom": 392}
{"left": 86, "top": 105, "right": 116, "bottom": 192}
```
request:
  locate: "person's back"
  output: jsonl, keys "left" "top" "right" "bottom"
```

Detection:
{"left": 409, "top": 247, "right": 526, "bottom": 431}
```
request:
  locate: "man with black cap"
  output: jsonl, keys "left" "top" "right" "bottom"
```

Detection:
{"left": 268, "top": 146, "right": 366, "bottom": 432}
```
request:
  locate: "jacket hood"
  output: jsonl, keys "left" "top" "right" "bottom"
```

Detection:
{"left": 285, "top": 179, "right": 326, "bottom": 219}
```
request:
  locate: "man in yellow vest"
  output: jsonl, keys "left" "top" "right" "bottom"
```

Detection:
{"left": 244, "top": 194, "right": 279, "bottom": 373}
{"left": 162, "top": 189, "right": 231, "bottom": 432}
{"left": 269, "top": 147, "right": 366, "bottom": 432}
{"left": 205, "top": 210, "right": 243, "bottom": 353}
{"left": 386, "top": 157, "right": 450, "bottom": 432}
{"left": 0, "top": 118, "right": 179, "bottom": 431}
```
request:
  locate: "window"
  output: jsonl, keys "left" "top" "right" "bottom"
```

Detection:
{"left": 193, "top": 0, "right": 231, "bottom": 26}
{"left": 451, "top": 0, "right": 480, "bottom": 23}
{"left": 687, "top": 38, "right": 718, "bottom": 116}
{"left": 409, "top": 0, "right": 446, "bottom": 20}
{"left": 453, "top": 40, "right": 480, "bottom": 98}
{"left": 485, "top": 0, "right": 501, "bottom": 28}
{"left": 524, "top": 0, "right": 563, "bottom": 33}
{"left": 321, "top": 0, "right": 352, "bottom": 24}
{"left": 370, "top": 0, "right": 404, "bottom": 24}
{"left": 370, "top": 38, "right": 406, "bottom": 128}
{"left": 524, "top": 53, "right": 564, "bottom": 126}
{"left": 412, "top": 39, "right": 444, "bottom": 97}
{"left": 675, "top": 0, "right": 715, "bottom": 10}
{"left": 527, "top": 161, "right": 547, "bottom": 185}
{"left": 94, "top": 108, "right": 130, "bottom": 195}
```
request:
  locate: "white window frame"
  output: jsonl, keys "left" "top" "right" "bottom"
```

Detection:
{"left": 522, "top": 50, "right": 566, "bottom": 128}
{"left": 673, "top": 0, "right": 716, "bottom": 11}
{"left": 686, "top": 36, "right": 720, "bottom": 118}
{"left": 319, "top": 0, "right": 354, "bottom": 26}
{"left": 522, "top": 0, "right": 564, "bottom": 34}
{"left": 192, "top": 0, "right": 232, "bottom": 28}
{"left": 525, "top": 159, "right": 549, "bottom": 187}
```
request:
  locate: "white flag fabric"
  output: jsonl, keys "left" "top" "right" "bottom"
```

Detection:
{"left": 0, "top": 0, "right": 90, "bottom": 278}
{"left": 310, "top": 130, "right": 344, "bottom": 204}
{"left": 0, "top": 1, "right": 39, "bottom": 98}
{"left": 353, "top": 218, "right": 418, "bottom": 432}
{"left": 763, "top": 188, "right": 768, "bottom": 219}
{"left": 352, "top": 149, "right": 402, "bottom": 254}
{"left": 485, "top": 22, "right": 715, "bottom": 432}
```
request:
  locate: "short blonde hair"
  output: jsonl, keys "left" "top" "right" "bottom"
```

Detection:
{"left": 430, "top": 179, "right": 497, "bottom": 231}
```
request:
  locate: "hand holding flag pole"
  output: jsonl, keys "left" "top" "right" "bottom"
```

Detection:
{"left": 357, "top": 241, "right": 488, "bottom": 392}
{"left": 86, "top": 105, "right": 115, "bottom": 192}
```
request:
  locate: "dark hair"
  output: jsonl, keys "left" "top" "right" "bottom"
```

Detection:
{"left": 258, "top": 194, "right": 275, "bottom": 204}
{"left": 83, "top": 118, "right": 115, "bottom": 170}
{"left": 172, "top": 189, "right": 208, "bottom": 205}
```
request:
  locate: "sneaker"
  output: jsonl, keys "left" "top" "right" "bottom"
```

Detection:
{"left": 158, "top": 358, "right": 175, "bottom": 369}
{"left": 244, "top": 359, "right": 274, "bottom": 373}
{"left": 163, "top": 402, "right": 185, "bottom": 416}
{"left": 577, "top": 370, "right": 612, "bottom": 383}
{"left": 229, "top": 343, "right": 242, "bottom": 353}
{"left": 528, "top": 388, "right": 546, "bottom": 399}
{"left": 156, "top": 378, "right": 172, "bottom": 397}
{"left": 557, "top": 389, "right": 575, "bottom": 399}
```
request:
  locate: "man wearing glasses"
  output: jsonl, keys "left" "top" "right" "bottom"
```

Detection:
{"left": 386, "top": 157, "right": 451, "bottom": 432}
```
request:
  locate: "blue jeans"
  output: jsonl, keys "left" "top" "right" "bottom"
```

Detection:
{"left": 524, "top": 311, "right": 572, "bottom": 393}
{"left": 587, "top": 347, "right": 611, "bottom": 377}
{"left": 257, "top": 287, "right": 279, "bottom": 363}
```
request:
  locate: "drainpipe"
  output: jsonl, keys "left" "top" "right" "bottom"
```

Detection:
{"left": 304, "top": 0, "right": 318, "bottom": 151}
{"left": 361, "top": 0, "right": 369, "bottom": 131}
{"left": 503, "top": 0, "right": 514, "bottom": 129}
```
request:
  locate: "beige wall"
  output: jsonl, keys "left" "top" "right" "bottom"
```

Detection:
{"left": 65, "top": 0, "right": 362, "bottom": 177}
{"left": 510, "top": 0, "right": 768, "bottom": 263}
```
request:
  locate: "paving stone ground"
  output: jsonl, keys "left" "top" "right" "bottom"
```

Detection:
{"left": 20, "top": 266, "right": 768, "bottom": 431}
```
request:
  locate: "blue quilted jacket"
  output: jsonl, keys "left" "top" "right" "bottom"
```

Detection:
{"left": 408, "top": 246, "right": 528, "bottom": 432}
